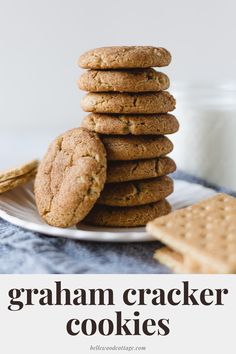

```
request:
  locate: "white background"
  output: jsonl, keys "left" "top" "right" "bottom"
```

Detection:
{"left": 1, "top": 0, "right": 236, "bottom": 131}
{"left": 1, "top": 0, "right": 236, "bottom": 182}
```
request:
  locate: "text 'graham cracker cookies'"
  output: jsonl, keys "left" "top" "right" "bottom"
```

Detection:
{"left": 146, "top": 193, "right": 236, "bottom": 274}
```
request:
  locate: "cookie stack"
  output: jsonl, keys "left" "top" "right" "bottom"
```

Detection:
{"left": 78, "top": 46, "right": 179, "bottom": 227}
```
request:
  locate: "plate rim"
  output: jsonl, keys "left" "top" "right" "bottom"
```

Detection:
{"left": 0, "top": 179, "right": 217, "bottom": 243}
{"left": 0, "top": 208, "right": 153, "bottom": 243}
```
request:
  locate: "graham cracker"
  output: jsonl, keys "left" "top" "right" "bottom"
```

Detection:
{"left": 154, "top": 247, "right": 216, "bottom": 273}
{"left": 0, "top": 159, "right": 38, "bottom": 183}
{"left": 147, "top": 193, "right": 236, "bottom": 273}
{"left": 0, "top": 168, "right": 37, "bottom": 194}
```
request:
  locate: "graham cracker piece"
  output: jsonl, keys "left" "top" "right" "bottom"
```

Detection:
{"left": 0, "top": 168, "right": 37, "bottom": 194}
{"left": 154, "top": 247, "right": 185, "bottom": 273}
{"left": 154, "top": 247, "right": 216, "bottom": 273}
{"left": 147, "top": 193, "right": 236, "bottom": 273}
{"left": 0, "top": 159, "right": 38, "bottom": 183}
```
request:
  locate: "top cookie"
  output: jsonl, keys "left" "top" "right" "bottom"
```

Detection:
{"left": 34, "top": 128, "right": 107, "bottom": 228}
{"left": 79, "top": 46, "right": 171, "bottom": 69}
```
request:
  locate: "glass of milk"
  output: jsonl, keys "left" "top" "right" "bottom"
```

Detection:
{"left": 171, "top": 82, "right": 236, "bottom": 191}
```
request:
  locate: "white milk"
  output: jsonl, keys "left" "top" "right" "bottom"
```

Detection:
{"left": 171, "top": 83, "right": 236, "bottom": 191}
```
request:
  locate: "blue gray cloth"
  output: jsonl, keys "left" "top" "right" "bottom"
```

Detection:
{"left": 0, "top": 171, "right": 234, "bottom": 274}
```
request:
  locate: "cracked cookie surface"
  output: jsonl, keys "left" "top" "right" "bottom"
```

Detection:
{"left": 82, "top": 113, "right": 179, "bottom": 135}
{"left": 78, "top": 68, "right": 169, "bottom": 92}
{"left": 107, "top": 157, "right": 176, "bottom": 183}
{"left": 81, "top": 92, "right": 175, "bottom": 114}
{"left": 85, "top": 199, "right": 171, "bottom": 227}
{"left": 79, "top": 46, "right": 171, "bottom": 69}
{"left": 102, "top": 135, "right": 173, "bottom": 161}
{"left": 34, "top": 128, "right": 107, "bottom": 228}
{"left": 98, "top": 176, "right": 173, "bottom": 207}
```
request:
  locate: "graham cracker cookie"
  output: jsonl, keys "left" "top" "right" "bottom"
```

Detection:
{"left": 79, "top": 46, "right": 171, "bottom": 69}
{"left": 34, "top": 128, "right": 107, "bottom": 228}
{"left": 85, "top": 199, "right": 171, "bottom": 227}
{"left": 82, "top": 113, "right": 179, "bottom": 135}
{"left": 106, "top": 157, "right": 176, "bottom": 183}
{"left": 81, "top": 92, "right": 176, "bottom": 114}
{"left": 102, "top": 135, "right": 173, "bottom": 161}
{"left": 0, "top": 167, "right": 37, "bottom": 194}
{"left": 147, "top": 193, "right": 236, "bottom": 274}
{"left": 98, "top": 176, "right": 173, "bottom": 207}
{"left": 78, "top": 68, "right": 170, "bottom": 92}
{"left": 0, "top": 159, "right": 38, "bottom": 183}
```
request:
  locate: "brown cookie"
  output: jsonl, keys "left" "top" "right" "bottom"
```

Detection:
{"left": 107, "top": 157, "right": 176, "bottom": 183}
{"left": 98, "top": 176, "right": 173, "bottom": 207}
{"left": 81, "top": 92, "right": 176, "bottom": 114}
{"left": 102, "top": 135, "right": 173, "bottom": 161}
{"left": 79, "top": 46, "right": 171, "bottom": 69}
{"left": 0, "top": 168, "right": 37, "bottom": 194}
{"left": 78, "top": 68, "right": 170, "bottom": 92}
{"left": 82, "top": 113, "right": 179, "bottom": 135}
{"left": 34, "top": 128, "right": 107, "bottom": 228}
{"left": 84, "top": 199, "right": 171, "bottom": 227}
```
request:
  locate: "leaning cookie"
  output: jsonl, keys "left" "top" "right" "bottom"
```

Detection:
{"left": 81, "top": 92, "right": 176, "bottom": 114}
{"left": 34, "top": 128, "right": 107, "bottom": 228}
{"left": 82, "top": 113, "right": 179, "bottom": 135}
{"left": 107, "top": 157, "right": 176, "bottom": 183}
{"left": 79, "top": 46, "right": 171, "bottom": 69}
{"left": 78, "top": 69, "right": 170, "bottom": 92}
{"left": 84, "top": 200, "right": 171, "bottom": 227}
{"left": 98, "top": 176, "right": 173, "bottom": 207}
{"left": 102, "top": 135, "right": 173, "bottom": 161}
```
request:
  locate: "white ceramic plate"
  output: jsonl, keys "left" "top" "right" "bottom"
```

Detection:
{"left": 0, "top": 180, "right": 216, "bottom": 242}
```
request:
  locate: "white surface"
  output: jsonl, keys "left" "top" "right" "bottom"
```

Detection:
{"left": 0, "top": 179, "right": 216, "bottom": 242}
